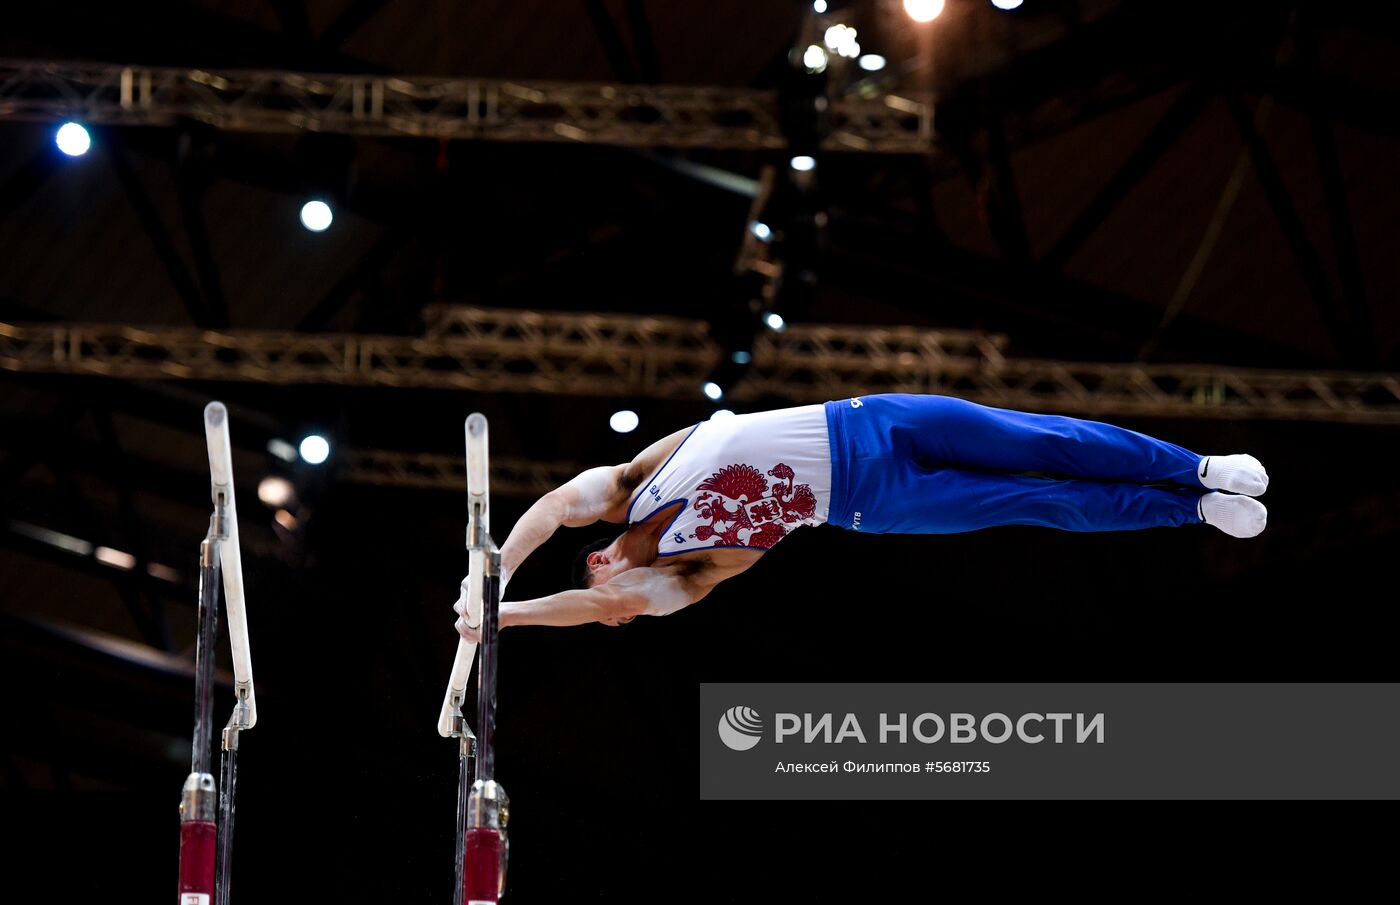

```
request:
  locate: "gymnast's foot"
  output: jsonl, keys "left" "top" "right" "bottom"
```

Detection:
{"left": 1199, "top": 492, "right": 1267, "bottom": 538}
{"left": 1197, "top": 454, "right": 1269, "bottom": 496}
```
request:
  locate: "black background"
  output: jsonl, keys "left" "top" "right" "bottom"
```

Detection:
{"left": 4, "top": 0, "right": 1399, "bottom": 900}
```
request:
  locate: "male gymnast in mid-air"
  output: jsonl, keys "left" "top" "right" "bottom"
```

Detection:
{"left": 454, "top": 394, "right": 1268, "bottom": 638}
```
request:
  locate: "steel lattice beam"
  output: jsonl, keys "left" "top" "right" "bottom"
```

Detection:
{"left": 0, "top": 306, "right": 1006, "bottom": 399}
{"left": 3, "top": 306, "right": 1399, "bottom": 423}
{"left": 0, "top": 59, "right": 934, "bottom": 153}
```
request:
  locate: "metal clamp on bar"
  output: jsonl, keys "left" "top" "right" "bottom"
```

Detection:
{"left": 464, "top": 780, "right": 510, "bottom": 903}
{"left": 178, "top": 773, "right": 218, "bottom": 905}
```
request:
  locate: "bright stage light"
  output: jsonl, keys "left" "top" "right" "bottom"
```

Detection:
{"left": 992, "top": 0, "right": 1024, "bottom": 9}
{"left": 55, "top": 122, "right": 91, "bottom": 157}
{"left": 257, "top": 476, "right": 295, "bottom": 507}
{"left": 300, "top": 200, "right": 333, "bottom": 232}
{"left": 703, "top": 382, "right": 724, "bottom": 401}
{"left": 751, "top": 221, "right": 772, "bottom": 241}
{"left": 609, "top": 410, "right": 639, "bottom": 433}
{"left": 147, "top": 563, "right": 182, "bottom": 583}
{"left": 813, "top": 0, "right": 828, "bottom": 12}
{"left": 790, "top": 155, "right": 816, "bottom": 172}
{"left": 299, "top": 434, "right": 330, "bottom": 464}
{"left": 824, "top": 24, "right": 852, "bottom": 50}
{"left": 95, "top": 546, "right": 137, "bottom": 571}
{"left": 858, "top": 54, "right": 887, "bottom": 71}
{"left": 763, "top": 312, "right": 787, "bottom": 332}
{"left": 824, "top": 24, "right": 861, "bottom": 58}
{"left": 8, "top": 521, "right": 92, "bottom": 556}
{"left": 904, "top": 0, "right": 945, "bottom": 23}
{"left": 803, "top": 44, "right": 828, "bottom": 73}
{"left": 267, "top": 438, "right": 299, "bottom": 462}
{"left": 731, "top": 350, "right": 752, "bottom": 365}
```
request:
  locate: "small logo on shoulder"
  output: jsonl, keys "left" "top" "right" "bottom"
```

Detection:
{"left": 849, "top": 397, "right": 863, "bottom": 408}
{"left": 673, "top": 531, "right": 685, "bottom": 544}
{"left": 852, "top": 511, "right": 862, "bottom": 530}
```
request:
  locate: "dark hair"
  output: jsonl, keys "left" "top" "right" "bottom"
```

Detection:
{"left": 571, "top": 536, "right": 616, "bottom": 589}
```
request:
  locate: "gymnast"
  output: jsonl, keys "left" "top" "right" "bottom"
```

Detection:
{"left": 454, "top": 394, "right": 1267, "bottom": 637}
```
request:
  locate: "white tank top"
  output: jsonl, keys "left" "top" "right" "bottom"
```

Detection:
{"left": 627, "top": 405, "right": 832, "bottom": 556}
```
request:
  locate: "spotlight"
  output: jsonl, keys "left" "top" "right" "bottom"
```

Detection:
{"left": 903, "top": 0, "right": 945, "bottom": 23}
{"left": 300, "top": 200, "right": 333, "bottom": 232}
{"left": 731, "top": 350, "right": 752, "bottom": 365}
{"left": 95, "top": 546, "right": 137, "bottom": 571}
{"left": 9, "top": 522, "right": 91, "bottom": 556}
{"left": 790, "top": 155, "right": 816, "bottom": 172}
{"left": 858, "top": 54, "right": 887, "bottom": 71}
{"left": 55, "top": 122, "right": 91, "bottom": 157}
{"left": 299, "top": 434, "right": 330, "bottom": 465}
{"left": 267, "top": 438, "right": 299, "bottom": 462}
{"left": 823, "top": 24, "right": 852, "bottom": 50}
{"left": 824, "top": 25, "right": 861, "bottom": 59}
{"left": 147, "top": 563, "right": 182, "bottom": 583}
{"left": 703, "top": 382, "right": 724, "bottom": 401}
{"left": 609, "top": 410, "right": 639, "bottom": 433}
{"left": 257, "top": 476, "right": 296, "bottom": 508}
{"left": 813, "top": 0, "right": 828, "bottom": 12}
{"left": 802, "top": 44, "right": 828, "bottom": 73}
{"left": 274, "top": 509, "right": 299, "bottom": 531}
{"left": 711, "top": 409, "right": 736, "bottom": 420}
{"left": 763, "top": 312, "right": 787, "bottom": 332}
{"left": 751, "top": 221, "right": 772, "bottom": 241}
{"left": 992, "top": 0, "right": 1023, "bottom": 8}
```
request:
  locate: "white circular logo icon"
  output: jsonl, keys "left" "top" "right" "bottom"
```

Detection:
{"left": 717, "top": 706, "right": 764, "bottom": 751}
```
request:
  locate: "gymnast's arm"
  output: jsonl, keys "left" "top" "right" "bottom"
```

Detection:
{"left": 495, "top": 465, "right": 625, "bottom": 589}
{"left": 455, "top": 566, "right": 715, "bottom": 638}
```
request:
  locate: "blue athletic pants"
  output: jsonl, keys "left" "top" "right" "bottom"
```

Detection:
{"left": 823, "top": 394, "right": 1206, "bottom": 534}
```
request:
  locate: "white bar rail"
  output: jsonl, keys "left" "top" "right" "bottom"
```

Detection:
{"left": 203, "top": 402, "right": 256, "bottom": 727}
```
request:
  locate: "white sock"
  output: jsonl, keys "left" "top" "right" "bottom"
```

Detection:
{"left": 1197, "top": 454, "right": 1269, "bottom": 496}
{"left": 1198, "top": 492, "right": 1267, "bottom": 538}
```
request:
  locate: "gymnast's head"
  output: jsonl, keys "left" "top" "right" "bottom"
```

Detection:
{"left": 572, "top": 529, "right": 647, "bottom": 589}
